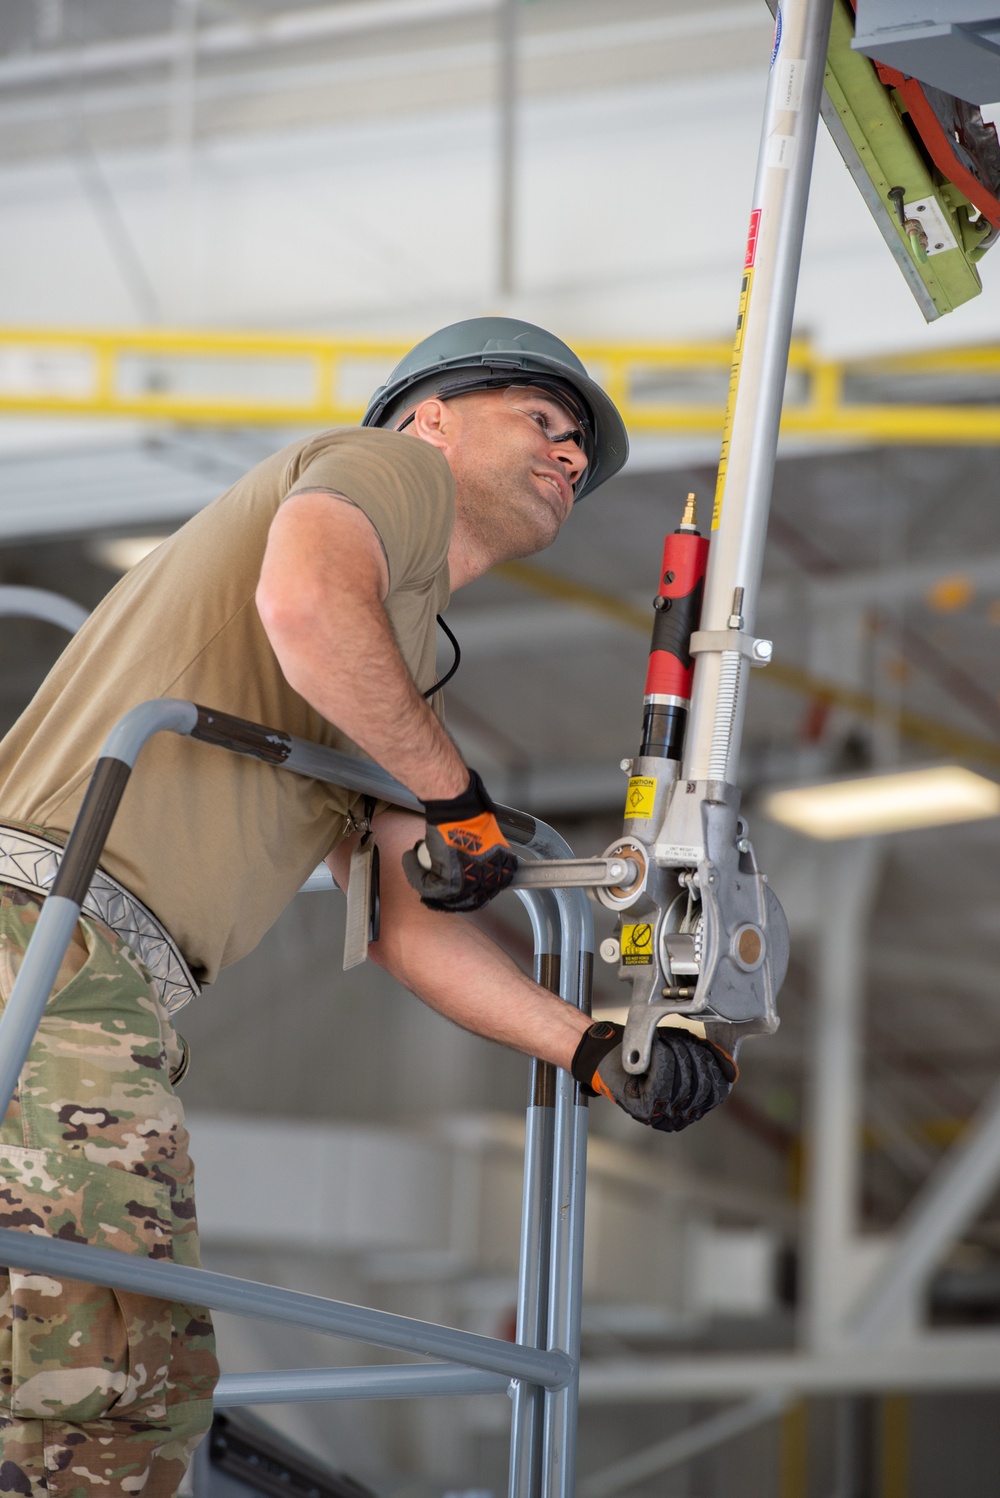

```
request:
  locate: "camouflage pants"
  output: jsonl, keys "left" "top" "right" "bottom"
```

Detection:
{"left": 0, "top": 886, "right": 218, "bottom": 1497}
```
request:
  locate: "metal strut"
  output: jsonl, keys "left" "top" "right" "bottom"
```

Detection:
{"left": 591, "top": 0, "right": 832, "bottom": 1073}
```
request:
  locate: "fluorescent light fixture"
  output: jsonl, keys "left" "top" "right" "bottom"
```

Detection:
{"left": 763, "top": 765, "right": 1000, "bottom": 840}
{"left": 90, "top": 535, "right": 170, "bottom": 573}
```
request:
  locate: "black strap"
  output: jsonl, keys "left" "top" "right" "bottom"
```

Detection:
{"left": 423, "top": 615, "right": 461, "bottom": 700}
{"left": 570, "top": 1021, "right": 623, "bottom": 1095}
{"left": 358, "top": 795, "right": 380, "bottom": 944}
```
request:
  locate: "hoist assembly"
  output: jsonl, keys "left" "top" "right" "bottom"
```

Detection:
{"left": 594, "top": 494, "right": 788, "bottom": 1074}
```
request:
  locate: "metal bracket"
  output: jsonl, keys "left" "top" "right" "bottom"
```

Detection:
{"left": 620, "top": 800, "right": 788, "bottom": 1074}
{"left": 689, "top": 629, "right": 773, "bottom": 666}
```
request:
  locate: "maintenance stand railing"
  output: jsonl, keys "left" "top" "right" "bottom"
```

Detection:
{"left": 0, "top": 696, "right": 592, "bottom": 1498}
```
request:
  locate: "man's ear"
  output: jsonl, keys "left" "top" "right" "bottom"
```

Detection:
{"left": 408, "top": 397, "right": 455, "bottom": 453}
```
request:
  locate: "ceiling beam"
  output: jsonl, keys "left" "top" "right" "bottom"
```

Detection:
{"left": 0, "top": 0, "right": 496, "bottom": 90}
{"left": 578, "top": 1335, "right": 1000, "bottom": 1400}
{"left": 0, "top": 1, "right": 766, "bottom": 93}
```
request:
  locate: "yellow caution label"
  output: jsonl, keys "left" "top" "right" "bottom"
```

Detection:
{"left": 621, "top": 922, "right": 654, "bottom": 966}
{"left": 625, "top": 776, "right": 656, "bottom": 820}
{"left": 713, "top": 265, "right": 754, "bottom": 531}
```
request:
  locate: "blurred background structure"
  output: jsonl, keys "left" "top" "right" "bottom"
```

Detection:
{"left": 2, "top": 1, "right": 1000, "bottom": 1494}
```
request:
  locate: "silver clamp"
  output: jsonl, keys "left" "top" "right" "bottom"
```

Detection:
{"left": 689, "top": 629, "right": 773, "bottom": 666}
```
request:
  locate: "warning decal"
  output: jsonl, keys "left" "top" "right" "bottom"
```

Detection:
{"left": 621, "top": 923, "right": 654, "bottom": 966}
{"left": 744, "top": 208, "right": 761, "bottom": 269}
{"left": 625, "top": 776, "right": 656, "bottom": 820}
{"left": 712, "top": 264, "right": 754, "bottom": 531}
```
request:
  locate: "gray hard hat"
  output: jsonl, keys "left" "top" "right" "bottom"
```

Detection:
{"left": 362, "top": 316, "right": 629, "bottom": 501}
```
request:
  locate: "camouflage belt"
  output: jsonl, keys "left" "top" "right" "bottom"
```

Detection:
{"left": 0, "top": 826, "right": 200, "bottom": 1015}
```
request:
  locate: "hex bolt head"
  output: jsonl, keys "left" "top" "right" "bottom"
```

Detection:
{"left": 752, "top": 638, "right": 773, "bottom": 663}
{"left": 620, "top": 759, "right": 633, "bottom": 774}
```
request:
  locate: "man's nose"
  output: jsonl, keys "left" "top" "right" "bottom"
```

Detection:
{"left": 551, "top": 439, "right": 588, "bottom": 487}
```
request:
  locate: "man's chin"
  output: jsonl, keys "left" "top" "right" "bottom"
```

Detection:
{"left": 509, "top": 520, "right": 560, "bottom": 561}
{"left": 508, "top": 500, "right": 563, "bottom": 556}
{"left": 472, "top": 486, "right": 564, "bottom": 562}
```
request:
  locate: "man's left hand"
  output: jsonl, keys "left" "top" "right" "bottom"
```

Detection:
{"left": 570, "top": 1021, "right": 737, "bottom": 1132}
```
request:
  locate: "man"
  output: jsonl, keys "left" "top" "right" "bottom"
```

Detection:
{"left": 0, "top": 318, "right": 735, "bottom": 1496}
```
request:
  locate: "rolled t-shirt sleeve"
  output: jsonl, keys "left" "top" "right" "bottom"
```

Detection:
{"left": 288, "top": 428, "right": 455, "bottom": 594}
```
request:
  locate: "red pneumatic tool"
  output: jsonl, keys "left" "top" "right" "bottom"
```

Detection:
{"left": 640, "top": 492, "right": 710, "bottom": 762}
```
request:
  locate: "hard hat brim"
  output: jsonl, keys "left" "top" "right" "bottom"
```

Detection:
{"left": 364, "top": 350, "right": 629, "bottom": 501}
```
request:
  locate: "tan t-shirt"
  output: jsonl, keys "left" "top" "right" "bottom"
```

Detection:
{"left": 0, "top": 428, "right": 454, "bottom": 983}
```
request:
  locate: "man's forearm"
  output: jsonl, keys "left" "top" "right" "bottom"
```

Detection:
{"left": 330, "top": 813, "right": 590, "bottom": 1069}
{"left": 374, "top": 909, "right": 590, "bottom": 1069}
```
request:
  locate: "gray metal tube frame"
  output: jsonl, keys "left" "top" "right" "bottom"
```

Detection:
{"left": 0, "top": 586, "right": 89, "bottom": 634}
{"left": 0, "top": 697, "right": 593, "bottom": 1498}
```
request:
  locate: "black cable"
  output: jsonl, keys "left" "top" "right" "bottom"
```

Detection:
{"left": 423, "top": 615, "right": 461, "bottom": 699}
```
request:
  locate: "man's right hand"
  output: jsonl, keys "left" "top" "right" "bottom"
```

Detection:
{"left": 570, "top": 1021, "right": 737, "bottom": 1132}
{"left": 402, "top": 769, "right": 518, "bottom": 913}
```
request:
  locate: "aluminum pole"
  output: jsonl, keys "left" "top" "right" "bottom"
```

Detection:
{"left": 509, "top": 889, "right": 560, "bottom": 1498}
{"left": 215, "top": 1363, "right": 510, "bottom": 1406}
{"left": 0, "top": 698, "right": 199, "bottom": 1119}
{"left": 0, "top": 1229, "right": 571, "bottom": 1387}
{"left": 541, "top": 907, "right": 592, "bottom": 1498}
{"left": 683, "top": 0, "right": 836, "bottom": 785}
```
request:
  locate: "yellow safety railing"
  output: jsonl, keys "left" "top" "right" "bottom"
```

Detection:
{"left": 1, "top": 326, "right": 1000, "bottom": 443}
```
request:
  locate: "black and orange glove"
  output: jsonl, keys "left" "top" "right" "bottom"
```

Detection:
{"left": 570, "top": 1021, "right": 737, "bottom": 1132}
{"left": 402, "top": 769, "right": 518, "bottom": 913}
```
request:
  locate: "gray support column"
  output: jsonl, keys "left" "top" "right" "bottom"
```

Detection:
{"left": 803, "top": 839, "right": 882, "bottom": 1350}
{"left": 853, "top": 1068, "right": 1000, "bottom": 1339}
{"left": 496, "top": 0, "right": 517, "bottom": 298}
